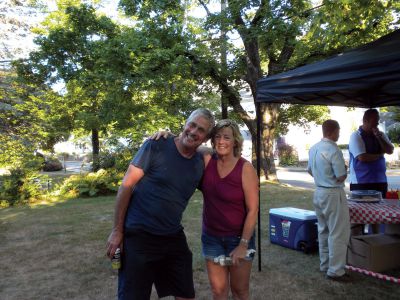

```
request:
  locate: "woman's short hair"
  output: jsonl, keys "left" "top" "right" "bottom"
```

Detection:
{"left": 322, "top": 119, "right": 339, "bottom": 137}
{"left": 210, "top": 119, "right": 243, "bottom": 157}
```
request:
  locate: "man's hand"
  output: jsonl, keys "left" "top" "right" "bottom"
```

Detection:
{"left": 106, "top": 229, "right": 123, "bottom": 259}
{"left": 372, "top": 127, "right": 394, "bottom": 154}
{"left": 336, "top": 174, "right": 347, "bottom": 183}
{"left": 372, "top": 128, "right": 383, "bottom": 138}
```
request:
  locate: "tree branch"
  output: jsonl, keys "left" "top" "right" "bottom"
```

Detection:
{"left": 251, "top": 0, "right": 269, "bottom": 27}
{"left": 184, "top": 50, "right": 255, "bottom": 131}
{"left": 197, "top": 0, "right": 212, "bottom": 16}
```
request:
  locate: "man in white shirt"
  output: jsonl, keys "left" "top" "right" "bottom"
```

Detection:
{"left": 308, "top": 120, "right": 351, "bottom": 282}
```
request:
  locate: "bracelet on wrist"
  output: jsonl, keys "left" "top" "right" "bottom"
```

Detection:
{"left": 240, "top": 238, "right": 249, "bottom": 245}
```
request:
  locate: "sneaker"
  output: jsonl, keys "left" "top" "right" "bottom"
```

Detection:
{"left": 326, "top": 273, "right": 353, "bottom": 283}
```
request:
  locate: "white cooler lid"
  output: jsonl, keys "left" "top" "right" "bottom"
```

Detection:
{"left": 269, "top": 207, "right": 317, "bottom": 220}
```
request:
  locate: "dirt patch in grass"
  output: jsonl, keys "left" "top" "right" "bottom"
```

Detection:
{"left": 1, "top": 183, "right": 399, "bottom": 299}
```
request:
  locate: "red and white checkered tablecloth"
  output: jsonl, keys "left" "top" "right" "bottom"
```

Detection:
{"left": 348, "top": 200, "right": 400, "bottom": 224}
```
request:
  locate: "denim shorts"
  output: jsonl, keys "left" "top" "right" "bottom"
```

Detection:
{"left": 201, "top": 231, "right": 256, "bottom": 261}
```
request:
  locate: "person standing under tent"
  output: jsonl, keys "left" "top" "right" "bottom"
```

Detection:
{"left": 308, "top": 120, "right": 351, "bottom": 282}
{"left": 349, "top": 108, "right": 394, "bottom": 197}
{"left": 349, "top": 108, "right": 394, "bottom": 233}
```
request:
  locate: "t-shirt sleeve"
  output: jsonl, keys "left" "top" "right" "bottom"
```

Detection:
{"left": 131, "top": 140, "right": 154, "bottom": 173}
{"left": 349, "top": 132, "right": 365, "bottom": 159}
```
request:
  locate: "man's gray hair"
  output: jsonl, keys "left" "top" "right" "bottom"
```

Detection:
{"left": 186, "top": 108, "right": 215, "bottom": 135}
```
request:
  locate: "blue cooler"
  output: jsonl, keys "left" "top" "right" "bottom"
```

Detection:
{"left": 269, "top": 207, "right": 318, "bottom": 253}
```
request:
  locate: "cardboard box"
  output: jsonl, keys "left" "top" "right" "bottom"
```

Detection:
{"left": 269, "top": 207, "right": 318, "bottom": 253}
{"left": 385, "top": 224, "right": 400, "bottom": 235}
{"left": 347, "top": 234, "right": 400, "bottom": 272}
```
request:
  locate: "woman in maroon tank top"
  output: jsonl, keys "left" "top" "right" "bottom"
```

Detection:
{"left": 200, "top": 119, "right": 259, "bottom": 300}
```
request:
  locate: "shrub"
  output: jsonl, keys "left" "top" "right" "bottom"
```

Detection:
{"left": 57, "top": 169, "right": 122, "bottom": 197}
{"left": 0, "top": 168, "right": 45, "bottom": 206}
{"left": 388, "top": 127, "right": 400, "bottom": 144}
{"left": 97, "top": 148, "right": 134, "bottom": 172}
{"left": 278, "top": 144, "right": 299, "bottom": 166}
{"left": 98, "top": 151, "right": 116, "bottom": 169}
{"left": 114, "top": 149, "right": 134, "bottom": 173}
{"left": 42, "top": 156, "right": 63, "bottom": 172}
{"left": 337, "top": 144, "right": 349, "bottom": 150}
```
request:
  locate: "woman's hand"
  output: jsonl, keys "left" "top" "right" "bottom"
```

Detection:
{"left": 148, "top": 130, "right": 174, "bottom": 140}
{"left": 229, "top": 243, "right": 248, "bottom": 265}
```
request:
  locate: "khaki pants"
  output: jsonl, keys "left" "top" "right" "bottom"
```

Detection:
{"left": 313, "top": 187, "right": 351, "bottom": 277}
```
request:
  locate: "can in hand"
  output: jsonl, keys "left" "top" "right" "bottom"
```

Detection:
{"left": 111, "top": 248, "right": 121, "bottom": 270}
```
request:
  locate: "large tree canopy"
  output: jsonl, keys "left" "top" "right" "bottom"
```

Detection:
{"left": 0, "top": 67, "right": 71, "bottom": 167}
{"left": 117, "top": 0, "right": 399, "bottom": 178}
{"left": 16, "top": 0, "right": 219, "bottom": 170}
{"left": 10, "top": 0, "right": 400, "bottom": 177}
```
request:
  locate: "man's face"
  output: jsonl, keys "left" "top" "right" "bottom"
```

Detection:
{"left": 364, "top": 114, "right": 379, "bottom": 132}
{"left": 180, "top": 115, "right": 211, "bottom": 150}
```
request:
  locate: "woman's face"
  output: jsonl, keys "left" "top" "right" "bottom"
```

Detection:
{"left": 213, "top": 127, "right": 236, "bottom": 156}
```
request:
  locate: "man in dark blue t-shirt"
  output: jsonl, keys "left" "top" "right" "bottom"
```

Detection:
{"left": 106, "top": 108, "right": 214, "bottom": 300}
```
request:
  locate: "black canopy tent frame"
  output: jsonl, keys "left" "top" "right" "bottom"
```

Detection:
{"left": 254, "top": 29, "right": 400, "bottom": 271}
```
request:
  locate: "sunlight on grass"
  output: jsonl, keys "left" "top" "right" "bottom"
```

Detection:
{"left": 28, "top": 196, "right": 71, "bottom": 208}
{"left": 0, "top": 211, "right": 27, "bottom": 221}
{"left": 1, "top": 182, "right": 399, "bottom": 300}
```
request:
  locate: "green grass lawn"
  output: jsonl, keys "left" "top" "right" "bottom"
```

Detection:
{"left": 1, "top": 182, "right": 399, "bottom": 299}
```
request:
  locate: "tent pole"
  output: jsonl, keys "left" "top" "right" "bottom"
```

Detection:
{"left": 256, "top": 101, "right": 262, "bottom": 271}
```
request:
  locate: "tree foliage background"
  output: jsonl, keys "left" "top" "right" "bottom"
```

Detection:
{"left": 2, "top": 0, "right": 400, "bottom": 177}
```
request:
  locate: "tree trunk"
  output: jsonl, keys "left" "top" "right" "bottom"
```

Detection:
{"left": 91, "top": 128, "right": 100, "bottom": 172}
{"left": 261, "top": 103, "right": 278, "bottom": 181}
{"left": 185, "top": 34, "right": 280, "bottom": 180}
{"left": 249, "top": 103, "right": 278, "bottom": 181}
